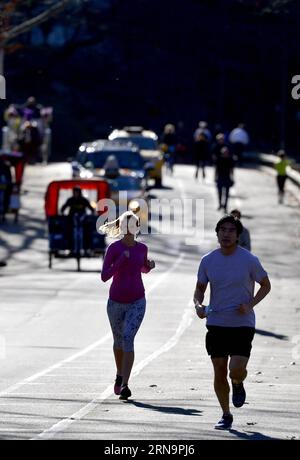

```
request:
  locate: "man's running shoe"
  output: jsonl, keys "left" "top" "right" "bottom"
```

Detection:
{"left": 214, "top": 414, "right": 233, "bottom": 430}
{"left": 232, "top": 382, "right": 246, "bottom": 408}
{"left": 114, "top": 375, "right": 122, "bottom": 395}
{"left": 119, "top": 384, "right": 132, "bottom": 400}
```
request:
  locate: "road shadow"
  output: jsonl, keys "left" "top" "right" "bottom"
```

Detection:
{"left": 256, "top": 329, "right": 288, "bottom": 341}
{"left": 229, "top": 428, "right": 280, "bottom": 440}
{"left": 0, "top": 215, "right": 46, "bottom": 262}
{"left": 129, "top": 400, "right": 202, "bottom": 416}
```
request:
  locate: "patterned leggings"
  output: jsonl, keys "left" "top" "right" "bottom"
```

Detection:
{"left": 107, "top": 297, "right": 146, "bottom": 352}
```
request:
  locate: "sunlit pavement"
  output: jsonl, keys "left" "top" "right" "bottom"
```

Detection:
{"left": 0, "top": 162, "right": 299, "bottom": 440}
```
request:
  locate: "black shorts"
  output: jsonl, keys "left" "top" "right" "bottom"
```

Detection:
{"left": 206, "top": 326, "right": 255, "bottom": 359}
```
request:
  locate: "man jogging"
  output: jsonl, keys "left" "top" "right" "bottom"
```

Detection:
{"left": 193, "top": 215, "right": 271, "bottom": 430}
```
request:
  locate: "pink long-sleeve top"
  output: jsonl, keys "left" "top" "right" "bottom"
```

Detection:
{"left": 101, "top": 240, "right": 151, "bottom": 303}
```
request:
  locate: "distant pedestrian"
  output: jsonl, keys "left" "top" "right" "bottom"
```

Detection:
{"left": 0, "top": 158, "right": 12, "bottom": 223}
{"left": 193, "top": 131, "right": 210, "bottom": 180}
{"left": 215, "top": 146, "right": 235, "bottom": 213}
{"left": 19, "top": 120, "right": 42, "bottom": 164}
{"left": 275, "top": 150, "right": 289, "bottom": 204}
{"left": 160, "top": 124, "right": 177, "bottom": 173}
{"left": 100, "top": 211, "right": 155, "bottom": 400}
{"left": 230, "top": 209, "right": 251, "bottom": 251}
{"left": 22, "top": 96, "right": 42, "bottom": 120}
{"left": 193, "top": 121, "right": 212, "bottom": 143}
{"left": 229, "top": 123, "right": 249, "bottom": 164}
{"left": 212, "top": 133, "right": 227, "bottom": 163}
{"left": 3, "top": 105, "right": 21, "bottom": 150}
{"left": 193, "top": 215, "right": 271, "bottom": 430}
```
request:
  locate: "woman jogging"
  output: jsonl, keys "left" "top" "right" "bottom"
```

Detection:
{"left": 100, "top": 211, "right": 155, "bottom": 400}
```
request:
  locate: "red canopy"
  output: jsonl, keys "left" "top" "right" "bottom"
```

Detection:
{"left": 45, "top": 179, "right": 110, "bottom": 217}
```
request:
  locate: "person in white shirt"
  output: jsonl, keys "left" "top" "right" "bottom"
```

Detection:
{"left": 229, "top": 123, "right": 249, "bottom": 164}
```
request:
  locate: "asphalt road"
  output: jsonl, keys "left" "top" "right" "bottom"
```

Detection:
{"left": 0, "top": 161, "right": 299, "bottom": 440}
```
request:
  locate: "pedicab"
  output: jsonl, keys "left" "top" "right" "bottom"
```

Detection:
{"left": 45, "top": 179, "right": 110, "bottom": 271}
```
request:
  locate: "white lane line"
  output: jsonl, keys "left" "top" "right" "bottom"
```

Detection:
{"left": 32, "top": 299, "right": 194, "bottom": 440}
{"left": 0, "top": 254, "right": 185, "bottom": 399}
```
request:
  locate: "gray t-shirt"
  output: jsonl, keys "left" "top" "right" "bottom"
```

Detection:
{"left": 197, "top": 246, "right": 267, "bottom": 328}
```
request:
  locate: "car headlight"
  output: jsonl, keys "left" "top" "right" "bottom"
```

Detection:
{"left": 80, "top": 170, "right": 93, "bottom": 179}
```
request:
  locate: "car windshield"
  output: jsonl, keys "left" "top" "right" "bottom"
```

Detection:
{"left": 115, "top": 136, "right": 157, "bottom": 150}
{"left": 77, "top": 150, "right": 144, "bottom": 170}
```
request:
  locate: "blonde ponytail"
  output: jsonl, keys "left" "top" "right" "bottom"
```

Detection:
{"left": 99, "top": 211, "right": 140, "bottom": 238}
{"left": 99, "top": 218, "right": 121, "bottom": 238}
